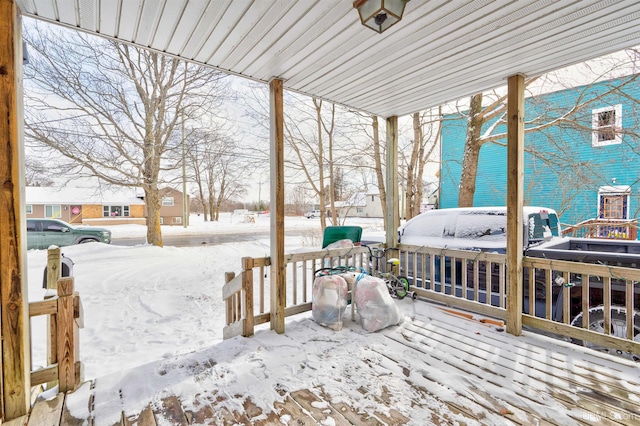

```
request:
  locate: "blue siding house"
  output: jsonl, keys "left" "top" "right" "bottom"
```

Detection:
{"left": 440, "top": 75, "right": 640, "bottom": 227}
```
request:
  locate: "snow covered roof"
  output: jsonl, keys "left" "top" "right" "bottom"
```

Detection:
{"left": 26, "top": 186, "right": 145, "bottom": 205}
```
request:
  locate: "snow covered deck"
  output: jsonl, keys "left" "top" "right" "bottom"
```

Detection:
{"left": 23, "top": 300, "right": 640, "bottom": 425}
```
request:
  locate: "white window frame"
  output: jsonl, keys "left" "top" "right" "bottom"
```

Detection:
{"left": 592, "top": 104, "right": 622, "bottom": 147}
{"left": 598, "top": 188, "right": 630, "bottom": 220}
{"left": 162, "top": 197, "right": 175, "bottom": 207}
{"left": 172, "top": 216, "right": 182, "bottom": 224}
{"left": 45, "top": 205, "right": 62, "bottom": 218}
{"left": 102, "top": 205, "right": 130, "bottom": 217}
{"left": 26, "top": 205, "right": 33, "bottom": 214}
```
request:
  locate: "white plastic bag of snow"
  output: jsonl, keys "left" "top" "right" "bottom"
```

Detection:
{"left": 312, "top": 274, "right": 349, "bottom": 331}
{"left": 354, "top": 275, "right": 403, "bottom": 332}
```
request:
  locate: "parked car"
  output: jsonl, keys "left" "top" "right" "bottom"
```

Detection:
{"left": 305, "top": 210, "right": 321, "bottom": 219}
{"left": 399, "top": 206, "right": 561, "bottom": 251}
{"left": 26, "top": 218, "right": 112, "bottom": 250}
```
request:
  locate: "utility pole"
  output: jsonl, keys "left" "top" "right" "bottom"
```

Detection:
{"left": 258, "top": 179, "right": 263, "bottom": 214}
{"left": 181, "top": 62, "right": 189, "bottom": 228}
{"left": 182, "top": 111, "right": 188, "bottom": 228}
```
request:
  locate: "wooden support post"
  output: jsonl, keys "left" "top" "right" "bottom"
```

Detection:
{"left": 57, "top": 277, "right": 78, "bottom": 393}
{"left": 45, "top": 248, "right": 60, "bottom": 389}
{"left": 0, "top": 0, "right": 30, "bottom": 419}
{"left": 46, "top": 247, "right": 61, "bottom": 290}
{"left": 506, "top": 74, "right": 525, "bottom": 336}
{"left": 242, "top": 257, "right": 255, "bottom": 337}
{"left": 385, "top": 116, "right": 399, "bottom": 248}
{"left": 269, "top": 78, "right": 285, "bottom": 333}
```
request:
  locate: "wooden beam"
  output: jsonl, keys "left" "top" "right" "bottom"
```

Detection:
{"left": 0, "top": 0, "right": 29, "bottom": 419}
{"left": 242, "top": 257, "right": 254, "bottom": 337}
{"left": 57, "top": 278, "right": 77, "bottom": 392}
{"left": 506, "top": 74, "right": 525, "bottom": 336}
{"left": 269, "top": 78, "right": 285, "bottom": 334}
{"left": 385, "top": 116, "right": 399, "bottom": 248}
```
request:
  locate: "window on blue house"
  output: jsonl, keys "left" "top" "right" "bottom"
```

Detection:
{"left": 598, "top": 189, "right": 629, "bottom": 220}
{"left": 592, "top": 104, "right": 622, "bottom": 147}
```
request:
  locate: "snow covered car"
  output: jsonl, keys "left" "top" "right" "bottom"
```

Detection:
{"left": 399, "top": 206, "right": 562, "bottom": 252}
{"left": 305, "top": 210, "right": 321, "bottom": 218}
{"left": 27, "top": 218, "right": 112, "bottom": 250}
{"left": 398, "top": 206, "right": 562, "bottom": 315}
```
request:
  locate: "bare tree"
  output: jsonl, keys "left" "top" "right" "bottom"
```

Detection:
{"left": 242, "top": 86, "right": 356, "bottom": 231}
{"left": 183, "top": 130, "right": 247, "bottom": 221}
{"left": 25, "top": 157, "right": 54, "bottom": 187}
{"left": 401, "top": 110, "right": 440, "bottom": 220}
{"left": 23, "top": 23, "right": 229, "bottom": 246}
{"left": 457, "top": 52, "right": 640, "bottom": 207}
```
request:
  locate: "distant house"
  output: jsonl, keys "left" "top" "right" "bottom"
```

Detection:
{"left": 439, "top": 75, "right": 640, "bottom": 226}
{"left": 26, "top": 186, "right": 189, "bottom": 226}
{"left": 154, "top": 187, "right": 190, "bottom": 226}
{"left": 328, "top": 192, "right": 383, "bottom": 218}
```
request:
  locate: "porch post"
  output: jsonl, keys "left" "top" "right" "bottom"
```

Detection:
{"left": 506, "top": 74, "right": 525, "bottom": 336}
{"left": 0, "top": 0, "right": 30, "bottom": 418}
{"left": 385, "top": 116, "right": 399, "bottom": 248}
{"left": 269, "top": 78, "right": 285, "bottom": 334}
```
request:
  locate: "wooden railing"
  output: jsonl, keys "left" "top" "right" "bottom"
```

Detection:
{"left": 224, "top": 243, "right": 640, "bottom": 359}
{"left": 562, "top": 218, "right": 638, "bottom": 240}
{"left": 28, "top": 248, "right": 84, "bottom": 393}
{"left": 397, "top": 244, "right": 640, "bottom": 359}
{"left": 223, "top": 246, "right": 371, "bottom": 339}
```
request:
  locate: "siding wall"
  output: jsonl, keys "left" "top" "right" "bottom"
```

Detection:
{"left": 26, "top": 203, "right": 147, "bottom": 225}
{"left": 440, "top": 75, "right": 640, "bottom": 225}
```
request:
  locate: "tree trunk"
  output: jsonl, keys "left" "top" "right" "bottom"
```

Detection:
{"left": 145, "top": 186, "right": 163, "bottom": 246}
{"left": 405, "top": 112, "right": 422, "bottom": 220}
{"left": 314, "top": 99, "right": 328, "bottom": 231}
{"left": 372, "top": 116, "right": 387, "bottom": 230}
{"left": 458, "top": 93, "right": 484, "bottom": 207}
{"left": 324, "top": 103, "right": 338, "bottom": 226}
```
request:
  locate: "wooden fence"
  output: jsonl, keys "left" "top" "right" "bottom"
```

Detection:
{"left": 224, "top": 244, "right": 640, "bottom": 359}
{"left": 28, "top": 248, "right": 83, "bottom": 393}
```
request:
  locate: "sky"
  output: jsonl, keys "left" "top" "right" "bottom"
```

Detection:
{"left": 27, "top": 214, "right": 640, "bottom": 425}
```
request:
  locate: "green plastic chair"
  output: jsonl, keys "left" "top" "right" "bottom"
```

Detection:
{"left": 322, "top": 226, "right": 363, "bottom": 248}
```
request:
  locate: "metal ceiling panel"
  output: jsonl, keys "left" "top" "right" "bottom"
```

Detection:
{"left": 98, "top": 0, "right": 120, "bottom": 36}
{"left": 115, "top": 0, "right": 142, "bottom": 41}
{"left": 14, "top": 0, "right": 640, "bottom": 118}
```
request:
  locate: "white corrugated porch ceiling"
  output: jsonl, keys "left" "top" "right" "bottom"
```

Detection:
{"left": 15, "top": 0, "right": 640, "bottom": 117}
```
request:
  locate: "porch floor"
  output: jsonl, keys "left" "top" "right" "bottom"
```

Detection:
{"left": 20, "top": 300, "right": 640, "bottom": 425}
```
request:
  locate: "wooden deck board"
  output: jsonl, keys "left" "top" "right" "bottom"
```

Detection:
{"left": 155, "top": 395, "right": 188, "bottom": 426}
{"left": 394, "top": 325, "right": 631, "bottom": 425}
{"left": 20, "top": 302, "right": 640, "bottom": 426}
{"left": 123, "top": 405, "right": 156, "bottom": 426}
{"left": 289, "top": 389, "right": 351, "bottom": 425}
{"left": 28, "top": 392, "right": 64, "bottom": 425}
{"left": 400, "top": 318, "right": 640, "bottom": 423}
{"left": 272, "top": 394, "right": 322, "bottom": 425}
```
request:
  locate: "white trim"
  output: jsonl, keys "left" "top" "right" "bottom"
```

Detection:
{"left": 592, "top": 104, "right": 622, "bottom": 147}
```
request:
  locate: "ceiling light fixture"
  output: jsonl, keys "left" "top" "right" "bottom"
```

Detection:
{"left": 353, "top": 0, "right": 409, "bottom": 34}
